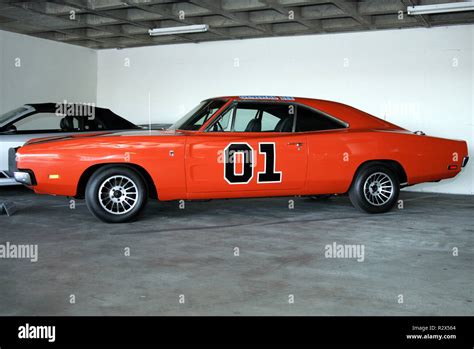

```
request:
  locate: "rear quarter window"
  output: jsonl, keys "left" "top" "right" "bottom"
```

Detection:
{"left": 296, "top": 106, "right": 345, "bottom": 132}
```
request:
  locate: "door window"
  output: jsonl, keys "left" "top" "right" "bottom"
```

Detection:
{"left": 233, "top": 108, "right": 259, "bottom": 132}
{"left": 14, "top": 113, "right": 63, "bottom": 131}
{"left": 217, "top": 108, "right": 232, "bottom": 131}
{"left": 208, "top": 102, "right": 295, "bottom": 132}
{"left": 261, "top": 111, "right": 280, "bottom": 131}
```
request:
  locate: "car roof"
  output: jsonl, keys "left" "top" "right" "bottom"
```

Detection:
{"left": 208, "top": 96, "right": 404, "bottom": 130}
{"left": 12, "top": 103, "right": 139, "bottom": 130}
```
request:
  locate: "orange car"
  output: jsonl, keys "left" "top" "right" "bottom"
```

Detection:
{"left": 10, "top": 96, "right": 469, "bottom": 223}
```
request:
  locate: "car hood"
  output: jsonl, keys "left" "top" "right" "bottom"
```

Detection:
{"left": 24, "top": 129, "right": 187, "bottom": 146}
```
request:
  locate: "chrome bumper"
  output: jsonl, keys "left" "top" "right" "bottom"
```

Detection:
{"left": 462, "top": 156, "right": 469, "bottom": 168}
{"left": 9, "top": 147, "right": 36, "bottom": 186}
{"left": 13, "top": 171, "right": 33, "bottom": 186}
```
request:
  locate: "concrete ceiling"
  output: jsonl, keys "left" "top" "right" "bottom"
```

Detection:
{"left": 0, "top": 0, "right": 473, "bottom": 49}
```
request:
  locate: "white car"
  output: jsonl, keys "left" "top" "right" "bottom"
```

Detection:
{"left": 0, "top": 103, "right": 140, "bottom": 186}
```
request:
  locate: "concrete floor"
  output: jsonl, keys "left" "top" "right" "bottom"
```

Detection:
{"left": 0, "top": 186, "right": 473, "bottom": 316}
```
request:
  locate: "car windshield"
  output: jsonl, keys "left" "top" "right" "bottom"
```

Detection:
{"left": 169, "top": 99, "right": 227, "bottom": 131}
{"left": 0, "top": 106, "right": 30, "bottom": 125}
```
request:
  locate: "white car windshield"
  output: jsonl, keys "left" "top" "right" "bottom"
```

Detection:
{"left": 0, "top": 106, "right": 30, "bottom": 125}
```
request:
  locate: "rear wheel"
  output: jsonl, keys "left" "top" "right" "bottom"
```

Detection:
{"left": 85, "top": 166, "right": 147, "bottom": 223}
{"left": 349, "top": 163, "right": 399, "bottom": 213}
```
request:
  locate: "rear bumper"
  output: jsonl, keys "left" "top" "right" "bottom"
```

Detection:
{"left": 8, "top": 147, "right": 36, "bottom": 186}
{"left": 0, "top": 177, "right": 21, "bottom": 186}
{"left": 462, "top": 156, "right": 469, "bottom": 168}
{"left": 13, "top": 171, "right": 34, "bottom": 185}
{"left": 7, "top": 147, "right": 18, "bottom": 175}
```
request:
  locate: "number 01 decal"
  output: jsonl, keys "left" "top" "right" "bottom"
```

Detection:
{"left": 224, "top": 142, "right": 282, "bottom": 185}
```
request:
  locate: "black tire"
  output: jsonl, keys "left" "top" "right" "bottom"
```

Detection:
{"left": 85, "top": 166, "right": 148, "bottom": 223}
{"left": 349, "top": 163, "right": 399, "bottom": 214}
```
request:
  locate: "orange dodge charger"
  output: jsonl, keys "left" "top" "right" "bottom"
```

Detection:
{"left": 10, "top": 96, "right": 469, "bottom": 223}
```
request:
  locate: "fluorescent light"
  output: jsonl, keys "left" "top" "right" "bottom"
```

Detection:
{"left": 408, "top": 2, "right": 474, "bottom": 15}
{"left": 148, "top": 24, "right": 209, "bottom": 36}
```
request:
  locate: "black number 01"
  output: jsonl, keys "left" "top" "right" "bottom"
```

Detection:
{"left": 224, "top": 142, "right": 282, "bottom": 184}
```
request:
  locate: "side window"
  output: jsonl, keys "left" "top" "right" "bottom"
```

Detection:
{"left": 14, "top": 113, "right": 63, "bottom": 131}
{"left": 194, "top": 114, "right": 208, "bottom": 127}
{"left": 296, "top": 106, "right": 345, "bottom": 132}
{"left": 218, "top": 108, "right": 232, "bottom": 131}
{"left": 176, "top": 100, "right": 227, "bottom": 131}
{"left": 233, "top": 108, "right": 259, "bottom": 132}
{"left": 261, "top": 111, "right": 280, "bottom": 131}
{"left": 208, "top": 102, "right": 295, "bottom": 132}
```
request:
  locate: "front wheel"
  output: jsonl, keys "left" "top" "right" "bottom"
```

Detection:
{"left": 349, "top": 163, "right": 400, "bottom": 214}
{"left": 85, "top": 166, "right": 148, "bottom": 223}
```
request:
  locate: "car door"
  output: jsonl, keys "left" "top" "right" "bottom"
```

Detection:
{"left": 185, "top": 101, "right": 308, "bottom": 198}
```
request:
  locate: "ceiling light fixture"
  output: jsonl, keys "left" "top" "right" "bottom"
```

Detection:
{"left": 407, "top": 1, "right": 474, "bottom": 15}
{"left": 148, "top": 24, "right": 209, "bottom": 36}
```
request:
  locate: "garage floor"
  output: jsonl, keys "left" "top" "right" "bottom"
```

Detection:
{"left": 0, "top": 187, "right": 472, "bottom": 316}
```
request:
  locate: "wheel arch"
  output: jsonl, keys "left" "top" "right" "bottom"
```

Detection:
{"left": 351, "top": 159, "right": 408, "bottom": 188}
{"left": 75, "top": 163, "right": 158, "bottom": 200}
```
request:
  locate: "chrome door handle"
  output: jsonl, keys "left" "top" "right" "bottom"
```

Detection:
{"left": 287, "top": 142, "right": 304, "bottom": 146}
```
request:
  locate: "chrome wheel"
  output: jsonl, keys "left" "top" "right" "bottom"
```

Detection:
{"left": 363, "top": 172, "right": 394, "bottom": 206}
{"left": 98, "top": 175, "right": 139, "bottom": 215}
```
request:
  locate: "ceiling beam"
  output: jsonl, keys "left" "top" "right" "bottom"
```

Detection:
{"left": 188, "top": 0, "right": 276, "bottom": 36}
{"left": 332, "top": 0, "right": 374, "bottom": 29}
{"left": 53, "top": 0, "right": 196, "bottom": 46}
{"left": 263, "top": 0, "right": 324, "bottom": 33}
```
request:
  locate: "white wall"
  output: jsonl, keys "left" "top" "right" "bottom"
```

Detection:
{"left": 97, "top": 25, "right": 473, "bottom": 195}
{"left": 0, "top": 30, "right": 97, "bottom": 114}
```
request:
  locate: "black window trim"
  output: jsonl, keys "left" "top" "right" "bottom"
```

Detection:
{"left": 204, "top": 100, "right": 349, "bottom": 133}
